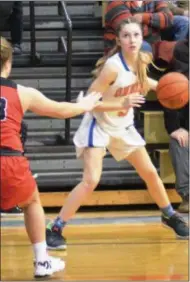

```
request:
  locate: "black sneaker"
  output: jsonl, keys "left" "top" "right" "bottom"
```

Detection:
{"left": 46, "top": 229, "right": 67, "bottom": 250}
{"left": 12, "top": 44, "right": 22, "bottom": 55}
{"left": 161, "top": 213, "right": 189, "bottom": 239}
{"left": 0, "top": 206, "right": 24, "bottom": 216}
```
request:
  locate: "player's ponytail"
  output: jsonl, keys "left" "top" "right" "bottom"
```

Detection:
{"left": 137, "top": 51, "right": 165, "bottom": 95}
{"left": 137, "top": 51, "right": 153, "bottom": 95}
{"left": 0, "top": 37, "right": 13, "bottom": 70}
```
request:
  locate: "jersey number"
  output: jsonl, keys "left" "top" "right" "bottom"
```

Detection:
{"left": 0, "top": 97, "right": 7, "bottom": 121}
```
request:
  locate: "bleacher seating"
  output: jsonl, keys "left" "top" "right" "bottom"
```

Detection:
{"left": 1, "top": 1, "right": 177, "bottom": 207}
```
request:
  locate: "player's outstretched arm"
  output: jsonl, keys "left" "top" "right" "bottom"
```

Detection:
{"left": 87, "top": 64, "right": 145, "bottom": 112}
{"left": 87, "top": 64, "right": 127, "bottom": 112}
{"left": 18, "top": 86, "right": 101, "bottom": 119}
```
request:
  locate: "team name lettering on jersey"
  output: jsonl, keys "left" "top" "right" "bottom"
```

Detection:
{"left": 114, "top": 83, "right": 142, "bottom": 117}
{"left": 114, "top": 82, "right": 142, "bottom": 97}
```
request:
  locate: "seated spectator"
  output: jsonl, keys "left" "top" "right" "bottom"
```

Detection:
{"left": 104, "top": 1, "right": 173, "bottom": 55}
{"left": 163, "top": 36, "right": 189, "bottom": 213}
{"left": 162, "top": 0, "right": 189, "bottom": 41}
{"left": 168, "top": 0, "right": 189, "bottom": 17}
{"left": 0, "top": 1, "right": 23, "bottom": 54}
{"left": 168, "top": 33, "right": 189, "bottom": 76}
{"left": 164, "top": 104, "right": 189, "bottom": 213}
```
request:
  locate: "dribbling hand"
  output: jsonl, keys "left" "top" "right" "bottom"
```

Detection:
{"left": 122, "top": 93, "right": 145, "bottom": 108}
{"left": 77, "top": 91, "right": 102, "bottom": 112}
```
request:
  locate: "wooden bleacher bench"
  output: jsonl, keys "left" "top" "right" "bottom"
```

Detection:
{"left": 40, "top": 188, "right": 180, "bottom": 207}
{"left": 156, "top": 149, "right": 175, "bottom": 184}
{"left": 141, "top": 111, "right": 169, "bottom": 144}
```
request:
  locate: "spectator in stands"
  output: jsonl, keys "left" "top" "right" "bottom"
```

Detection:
{"left": 0, "top": 1, "right": 23, "bottom": 54}
{"left": 168, "top": 0, "right": 189, "bottom": 17}
{"left": 163, "top": 35, "right": 189, "bottom": 213}
{"left": 164, "top": 105, "right": 189, "bottom": 213}
{"left": 46, "top": 18, "right": 188, "bottom": 251}
{"left": 168, "top": 32, "right": 189, "bottom": 76}
{"left": 162, "top": 0, "right": 189, "bottom": 41}
{"left": 104, "top": 1, "right": 173, "bottom": 54}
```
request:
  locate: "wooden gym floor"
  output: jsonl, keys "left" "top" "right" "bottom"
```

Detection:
{"left": 1, "top": 211, "right": 189, "bottom": 281}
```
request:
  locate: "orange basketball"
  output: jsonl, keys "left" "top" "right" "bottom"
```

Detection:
{"left": 156, "top": 72, "right": 189, "bottom": 109}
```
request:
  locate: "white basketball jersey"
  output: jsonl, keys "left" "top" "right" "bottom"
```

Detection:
{"left": 93, "top": 52, "right": 141, "bottom": 134}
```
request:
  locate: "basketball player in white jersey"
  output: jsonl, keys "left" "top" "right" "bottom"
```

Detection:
{"left": 46, "top": 18, "right": 189, "bottom": 249}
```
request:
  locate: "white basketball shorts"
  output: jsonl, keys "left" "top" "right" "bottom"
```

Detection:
{"left": 73, "top": 113, "right": 146, "bottom": 161}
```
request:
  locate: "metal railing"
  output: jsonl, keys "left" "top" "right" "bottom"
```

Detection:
{"left": 29, "top": 1, "right": 40, "bottom": 65}
{"left": 58, "top": 1, "right": 72, "bottom": 145}
{"left": 29, "top": 1, "right": 72, "bottom": 144}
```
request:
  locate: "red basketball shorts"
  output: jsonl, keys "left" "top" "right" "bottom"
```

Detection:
{"left": 0, "top": 156, "right": 36, "bottom": 210}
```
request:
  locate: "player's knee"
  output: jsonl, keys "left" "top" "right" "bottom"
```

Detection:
{"left": 82, "top": 174, "right": 100, "bottom": 192}
{"left": 142, "top": 166, "right": 158, "bottom": 183}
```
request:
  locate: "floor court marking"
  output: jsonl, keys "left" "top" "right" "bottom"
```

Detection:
{"left": 1, "top": 214, "right": 188, "bottom": 227}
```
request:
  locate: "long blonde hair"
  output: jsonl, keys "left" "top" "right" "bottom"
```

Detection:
{"left": 0, "top": 36, "right": 13, "bottom": 71}
{"left": 92, "top": 18, "right": 154, "bottom": 95}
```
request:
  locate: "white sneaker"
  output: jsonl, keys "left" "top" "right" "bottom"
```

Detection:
{"left": 34, "top": 256, "right": 65, "bottom": 278}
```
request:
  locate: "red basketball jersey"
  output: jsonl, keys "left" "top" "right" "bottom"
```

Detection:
{"left": 0, "top": 77, "right": 24, "bottom": 151}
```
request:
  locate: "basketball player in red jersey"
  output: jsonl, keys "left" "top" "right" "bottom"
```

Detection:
{"left": 0, "top": 36, "right": 101, "bottom": 278}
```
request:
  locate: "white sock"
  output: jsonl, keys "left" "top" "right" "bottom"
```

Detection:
{"left": 33, "top": 241, "right": 48, "bottom": 262}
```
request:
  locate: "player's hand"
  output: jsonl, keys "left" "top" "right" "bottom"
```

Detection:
{"left": 122, "top": 93, "right": 145, "bottom": 108}
{"left": 77, "top": 91, "right": 102, "bottom": 112}
{"left": 171, "top": 128, "right": 189, "bottom": 147}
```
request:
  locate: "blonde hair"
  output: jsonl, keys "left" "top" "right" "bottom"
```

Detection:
{"left": 0, "top": 36, "right": 13, "bottom": 70}
{"left": 92, "top": 18, "right": 155, "bottom": 95}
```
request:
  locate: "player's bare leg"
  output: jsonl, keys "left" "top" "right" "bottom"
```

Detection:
{"left": 20, "top": 188, "right": 65, "bottom": 277}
